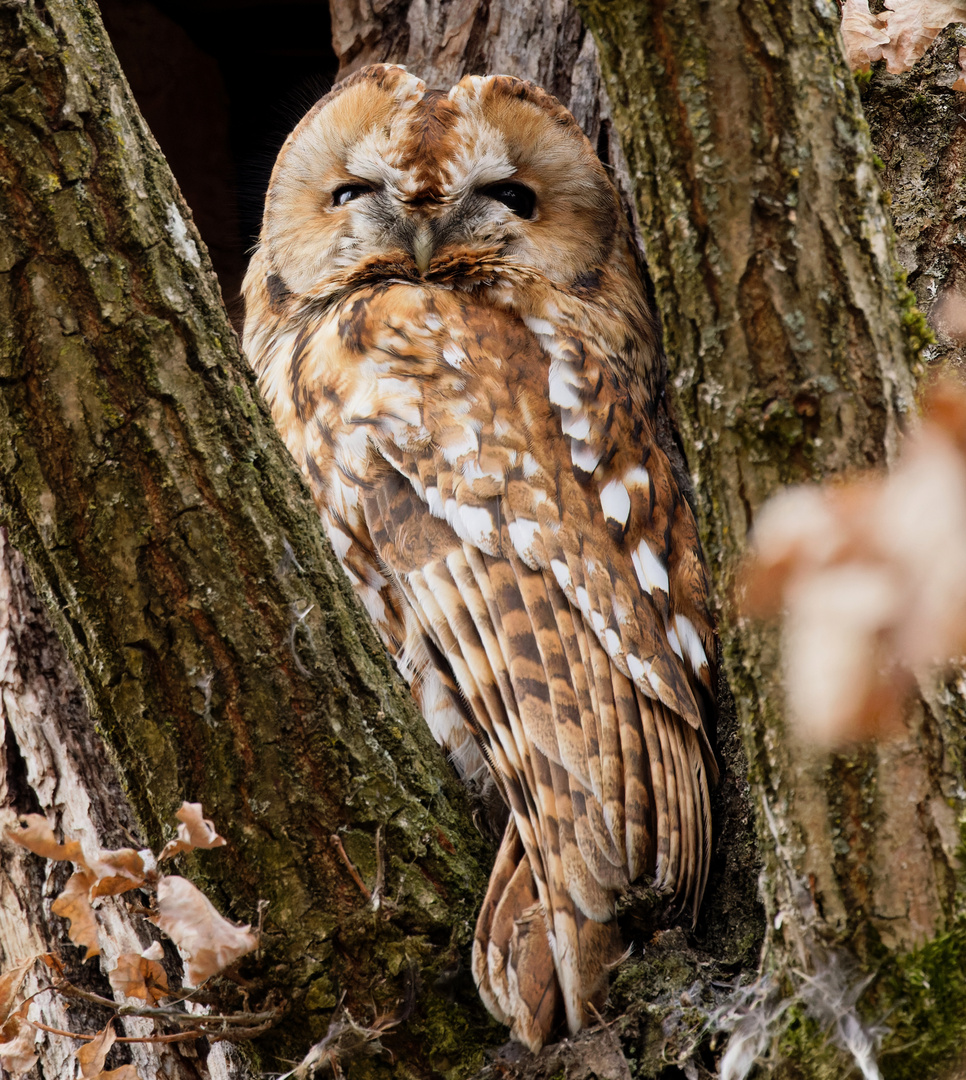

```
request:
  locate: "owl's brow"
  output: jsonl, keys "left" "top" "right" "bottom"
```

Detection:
{"left": 395, "top": 88, "right": 462, "bottom": 194}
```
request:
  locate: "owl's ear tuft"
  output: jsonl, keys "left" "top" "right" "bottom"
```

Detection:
{"left": 471, "top": 74, "right": 583, "bottom": 134}
{"left": 328, "top": 64, "right": 424, "bottom": 104}
{"left": 298, "top": 64, "right": 424, "bottom": 130}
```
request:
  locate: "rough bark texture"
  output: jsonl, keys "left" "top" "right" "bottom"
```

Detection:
{"left": 0, "top": 528, "right": 232, "bottom": 1079}
{"left": 862, "top": 25, "right": 966, "bottom": 376}
{"left": 0, "top": 3, "right": 495, "bottom": 1076}
{"left": 577, "top": 0, "right": 966, "bottom": 1077}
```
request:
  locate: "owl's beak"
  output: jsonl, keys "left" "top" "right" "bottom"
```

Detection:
{"left": 412, "top": 221, "right": 434, "bottom": 276}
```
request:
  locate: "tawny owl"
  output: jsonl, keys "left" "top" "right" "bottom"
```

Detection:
{"left": 242, "top": 63, "right": 717, "bottom": 1051}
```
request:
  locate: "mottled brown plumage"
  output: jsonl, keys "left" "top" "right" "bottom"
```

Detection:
{"left": 243, "top": 64, "right": 717, "bottom": 1051}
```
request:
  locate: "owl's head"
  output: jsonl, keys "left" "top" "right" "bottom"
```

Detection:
{"left": 257, "top": 65, "right": 625, "bottom": 299}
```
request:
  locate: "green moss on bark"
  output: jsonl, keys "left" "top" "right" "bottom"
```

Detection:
{"left": 869, "top": 921, "right": 966, "bottom": 1079}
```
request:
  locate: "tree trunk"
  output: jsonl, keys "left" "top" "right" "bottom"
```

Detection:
{"left": 0, "top": 527, "right": 228, "bottom": 1079}
{"left": 2, "top": 0, "right": 965, "bottom": 1078}
{"left": 0, "top": 3, "right": 493, "bottom": 1076}
{"left": 577, "top": 1, "right": 966, "bottom": 1077}
{"left": 861, "top": 26, "right": 966, "bottom": 376}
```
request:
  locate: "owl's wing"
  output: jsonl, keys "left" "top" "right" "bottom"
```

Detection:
{"left": 344, "top": 285, "right": 716, "bottom": 1045}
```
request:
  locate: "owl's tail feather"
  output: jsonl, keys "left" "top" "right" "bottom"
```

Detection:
{"left": 473, "top": 818, "right": 559, "bottom": 1051}
{"left": 472, "top": 817, "right": 622, "bottom": 1052}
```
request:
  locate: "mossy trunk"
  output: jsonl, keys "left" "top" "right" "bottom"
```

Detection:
{"left": 0, "top": 3, "right": 494, "bottom": 1076}
{"left": 578, "top": 1, "right": 966, "bottom": 1077}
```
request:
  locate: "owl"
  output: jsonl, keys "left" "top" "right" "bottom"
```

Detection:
{"left": 242, "top": 64, "right": 718, "bottom": 1051}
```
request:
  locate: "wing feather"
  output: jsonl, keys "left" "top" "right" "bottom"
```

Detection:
{"left": 631, "top": 684, "right": 670, "bottom": 887}
{"left": 544, "top": 578, "right": 605, "bottom": 804}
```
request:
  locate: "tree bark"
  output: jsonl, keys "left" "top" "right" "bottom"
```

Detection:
{"left": 0, "top": 3, "right": 494, "bottom": 1076}
{"left": 0, "top": 528, "right": 224, "bottom": 1079}
{"left": 862, "top": 26, "right": 966, "bottom": 376}
{"left": 577, "top": 1, "right": 966, "bottom": 1077}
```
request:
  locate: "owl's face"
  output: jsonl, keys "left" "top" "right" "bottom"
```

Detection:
{"left": 260, "top": 65, "right": 622, "bottom": 299}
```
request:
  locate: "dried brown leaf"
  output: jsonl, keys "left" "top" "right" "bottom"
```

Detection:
{"left": 78, "top": 1034, "right": 143, "bottom": 1080}
{"left": 109, "top": 949, "right": 170, "bottom": 1004}
{"left": 841, "top": 0, "right": 966, "bottom": 72}
{"left": 159, "top": 802, "right": 227, "bottom": 862}
{"left": 841, "top": 0, "right": 890, "bottom": 68}
{"left": 51, "top": 870, "right": 101, "bottom": 959}
{"left": 5, "top": 814, "right": 85, "bottom": 866}
{"left": 88, "top": 848, "right": 147, "bottom": 899}
{"left": 76, "top": 1023, "right": 115, "bottom": 1078}
{"left": 151, "top": 876, "right": 257, "bottom": 986}
{"left": 0, "top": 960, "right": 36, "bottom": 1027}
{"left": 0, "top": 1015, "right": 38, "bottom": 1078}
{"left": 880, "top": 0, "right": 966, "bottom": 72}
{"left": 6, "top": 816, "right": 149, "bottom": 898}
{"left": 743, "top": 381, "right": 966, "bottom": 743}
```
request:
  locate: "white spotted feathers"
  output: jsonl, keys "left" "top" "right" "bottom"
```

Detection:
{"left": 242, "top": 64, "right": 717, "bottom": 1053}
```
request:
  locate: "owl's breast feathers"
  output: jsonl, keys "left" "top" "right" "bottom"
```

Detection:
{"left": 247, "top": 261, "right": 717, "bottom": 1047}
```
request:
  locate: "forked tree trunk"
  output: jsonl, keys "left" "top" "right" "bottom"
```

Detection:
{"left": 1, "top": 1, "right": 965, "bottom": 1079}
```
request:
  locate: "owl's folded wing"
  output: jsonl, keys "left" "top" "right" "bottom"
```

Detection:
{"left": 359, "top": 289, "right": 716, "bottom": 914}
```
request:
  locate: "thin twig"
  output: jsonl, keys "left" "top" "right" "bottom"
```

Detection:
{"left": 53, "top": 982, "right": 118, "bottom": 1009}
{"left": 116, "top": 1007, "right": 280, "bottom": 1025}
{"left": 54, "top": 977, "right": 280, "bottom": 1024}
{"left": 330, "top": 834, "right": 371, "bottom": 900}
{"left": 24, "top": 1019, "right": 202, "bottom": 1045}
{"left": 209, "top": 1020, "right": 278, "bottom": 1042}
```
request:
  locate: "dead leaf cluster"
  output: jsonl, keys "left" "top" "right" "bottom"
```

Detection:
{"left": 0, "top": 802, "right": 265, "bottom": 1078}
{"left": 0, "top": 961, "right": 41, "bottom": 1077}
{"left": 840, "top": 0, "right": 966, "bottom": 79}
{"left": 742, "top": 381, "right": 966, "bottom": 743}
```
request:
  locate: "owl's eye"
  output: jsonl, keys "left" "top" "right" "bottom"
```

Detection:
{"left": 480, "top": 182, "right": 536, "bottom": 220}
{"left": 332, "top": 184, "right": 373, "bottom": 207}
